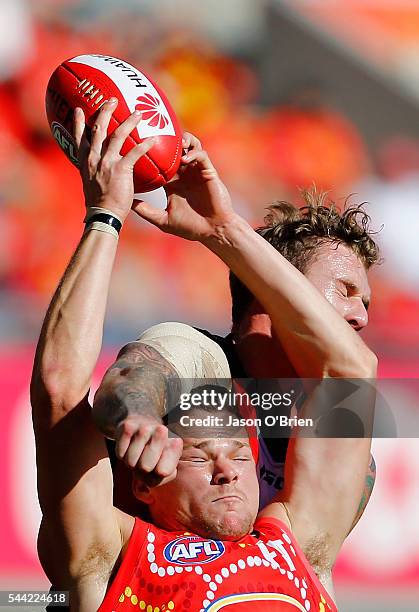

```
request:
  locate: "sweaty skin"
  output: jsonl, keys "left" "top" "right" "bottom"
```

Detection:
{"left": 136, "top": 432, "right": 259, "bottom": 542}
{"left": 304, "top": 242, "right": 371, "bottom": 331}
{"left": 31, "top": 100, "right": 377, "bottom": 610}
{"left": 97, "top": 242, "right": 376, "bottom": 528}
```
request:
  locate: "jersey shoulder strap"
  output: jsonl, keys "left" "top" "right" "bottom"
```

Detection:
{"left": 194, "top": 328, "right": 247, "bottom": 377}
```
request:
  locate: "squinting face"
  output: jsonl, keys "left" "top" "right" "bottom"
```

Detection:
{"left": 143, "top": 433, "right": 259, "bottom": 541}
{"left": 304, "top": 242, "right": 371, "bottom": 331}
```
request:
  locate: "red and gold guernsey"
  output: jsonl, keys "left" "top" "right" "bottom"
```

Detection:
{"left": 98, "top": 516, "right": 337, "bottom": 612}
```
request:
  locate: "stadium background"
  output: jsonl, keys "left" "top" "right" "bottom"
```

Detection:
{"left": 1, "top": 1, "right": 419, "bottom": 610}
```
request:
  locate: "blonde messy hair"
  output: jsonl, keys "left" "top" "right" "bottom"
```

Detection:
{"left": 229, "top": 187, "right": 379, "bottom": 325}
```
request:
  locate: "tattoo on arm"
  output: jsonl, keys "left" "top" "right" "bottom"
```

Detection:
{"left": 350, "top": 454, "right": 376, "bottom": 533}
{"left": 92, "top": 343, "right": 180, "bottom": 437}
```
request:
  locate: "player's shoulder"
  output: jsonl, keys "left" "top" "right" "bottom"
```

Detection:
{"left": 255, "top": 505, "right": 291, "bottom": 535}
{"left": 136, "top": 322, "right": 231, "bottom": 380}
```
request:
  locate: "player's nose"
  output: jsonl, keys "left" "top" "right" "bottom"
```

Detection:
{"left": 212, "top": 457, "right": 238, "bottom": 485}
{"left": 346, "top": 301, "right": 369, "bottom": 331}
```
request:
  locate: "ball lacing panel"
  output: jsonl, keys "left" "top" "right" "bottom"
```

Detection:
{"left": 77, "top": 79, "right": 106, "bottom": 108}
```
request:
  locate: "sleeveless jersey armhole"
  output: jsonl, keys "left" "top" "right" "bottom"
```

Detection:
{"left": 254, "top": 515, "right": 337, "bottom": 611}
{"left": 98, "top": 519, "right": 148, "bottom": 611}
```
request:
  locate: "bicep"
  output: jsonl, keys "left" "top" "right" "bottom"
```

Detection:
{"left": 35, "top": 395, "right": 121, "bottom": 584}
{"left": 349, "top": 453, "right": 376, "bottom": 533}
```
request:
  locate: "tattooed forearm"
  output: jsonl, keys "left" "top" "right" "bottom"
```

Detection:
{"left": 349, "top": 453, "right": 376, "bottom": 533}
{"left": 92, "top": 343, "right": 180, "bottom": 437}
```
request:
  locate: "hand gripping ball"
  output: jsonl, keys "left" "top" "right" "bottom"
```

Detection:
{"left": 45, "top": 54, "right": 182, "bottom": 192}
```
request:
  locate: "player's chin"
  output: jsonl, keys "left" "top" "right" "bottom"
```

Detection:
{"left": 208, "top": 509, "right": 254, "bottom": 541}
{"left": 220, "top": 514, "right": 253, "bottom": 541}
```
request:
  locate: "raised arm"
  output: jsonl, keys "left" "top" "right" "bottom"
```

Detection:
{"left": 259, "top": 373, "right": 376, "bottom": 579}
{"left": 31, "top": 100, "right": 154, "bottom": 608}
{"left": 132, "top": 143, "right": 377, "bottom": 578}
{"left": 133, "top": 146, "right": 374, "bottom": 379}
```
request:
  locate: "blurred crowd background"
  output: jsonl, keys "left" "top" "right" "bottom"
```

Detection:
{"left": 1, "top": 1, "right": 419, "bottom": 611}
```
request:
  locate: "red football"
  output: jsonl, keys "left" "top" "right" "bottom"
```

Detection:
{"left": 45, "top": 54, "right": 182, "bottom": 192}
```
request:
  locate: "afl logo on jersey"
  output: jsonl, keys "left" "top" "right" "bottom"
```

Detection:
{"left": 164, "top": 536, "right": 225, "bottom": 565}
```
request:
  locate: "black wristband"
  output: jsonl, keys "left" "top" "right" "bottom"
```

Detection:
{"left": 84, "top": 212, "right": 123, "bottom": 234}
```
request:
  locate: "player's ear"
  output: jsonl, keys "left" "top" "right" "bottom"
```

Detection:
{"left": 132, "top": 475, "right": 154, "bottom": 504}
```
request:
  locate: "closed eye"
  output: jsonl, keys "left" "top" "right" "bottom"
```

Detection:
{"left": 181, "top": 455, "right": 207, "bottom": 462}
{"left": 233, "top": 453, "right": 252, "bottom": 461}
{"left": 341, "top": 281, "right": 370, "bottom": 310}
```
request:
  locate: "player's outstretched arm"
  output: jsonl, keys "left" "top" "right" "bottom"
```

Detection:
{"left": 259, "top": 372, "right": 377, "bottom": 584}
{"left": 31, "top": 100, "right": 155, "bottom": 607}
{"left": 133, "top": 144, "right": 375, "bottom": 379}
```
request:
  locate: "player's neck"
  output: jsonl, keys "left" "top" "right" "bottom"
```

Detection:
{"left": 233, "top": 312, "right": 297, "bottom": 378}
